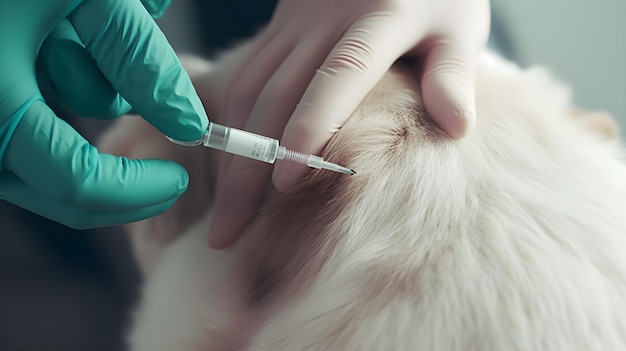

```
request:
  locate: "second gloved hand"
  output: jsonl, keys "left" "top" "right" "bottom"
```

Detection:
{"left": 209, "top": 0, "right": 490, "bottom": 248}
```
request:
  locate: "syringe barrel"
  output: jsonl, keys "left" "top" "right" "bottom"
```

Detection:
{"left": 203, "top": 123, "right": 280, "bottom": 163}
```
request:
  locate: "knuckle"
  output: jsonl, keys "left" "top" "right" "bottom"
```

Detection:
{"left": 60, "top": 145, "right": 101, "bottom": 207}
{"left": 424, "top": 56, "right": 473, "bottom": 82}
{"left": 322, "top": 35, "right": 374, "bottom": 74}
{"left": 287, "top": 102, "right": 344, "bottom": 143}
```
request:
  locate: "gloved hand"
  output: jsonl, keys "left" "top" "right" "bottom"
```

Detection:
{"left": 209, "top": 0, "right": 490, "bottom": 248}
{"left": 0, "top": 0, "right": 208, "bottom": 229}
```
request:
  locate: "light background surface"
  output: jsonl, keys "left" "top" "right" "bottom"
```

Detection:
{"left": 491, "top": 1, "right": 626, "bottom": 135}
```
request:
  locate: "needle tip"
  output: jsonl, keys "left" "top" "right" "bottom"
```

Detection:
{"left": 337, "top": 167, "right": 356, "bottom": 175}
{"left": 320, "top": 160, "right": 356, "bottom": 175}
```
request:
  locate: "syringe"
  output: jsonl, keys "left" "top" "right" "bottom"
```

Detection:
{"left": 167, "top": 122, "right": 356, "bottom": 175}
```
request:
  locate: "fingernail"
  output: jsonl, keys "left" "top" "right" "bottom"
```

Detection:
{"left": 177, "top": 170, "right": 189, "bottom": 194}
{"left": 463, "top": 108, "right": 477, "bottom": 135}
{"left": 444, "top": 107, "right": 475, "bottom": 139}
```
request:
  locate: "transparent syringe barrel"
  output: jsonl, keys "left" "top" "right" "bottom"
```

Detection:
{"left": 203, "top": 123, "right": 280, "bottom": 163}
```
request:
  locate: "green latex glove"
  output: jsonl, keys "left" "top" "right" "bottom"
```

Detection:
{"left": 35, "top": 0, "right": 172, "bottom": 118}
{"left": 140, "top": 0, "right": 172, "bottom": 19}
{"left": 0, "top": 0, "right": 209, "bottom": 229}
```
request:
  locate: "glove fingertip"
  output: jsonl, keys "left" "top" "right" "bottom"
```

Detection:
{"left": 168, "top": 161, "right": 190, "bottom": 194}
{"left": 208, "top": 231, "right": 235, "bottom": 250}
{"left": 129, "top": 158, "right": 190, "bottom": 200}
{"left": 440, "top": 106, "right": 476, "bottom": 139}
{"left": 208, "top": 210, "right": 243, "bottom": 250}
{"left": 422, "top": 77, "right": 477, "bottom": 139}
{"left": 272, "top": 161, "right": 308, "bottom": 192}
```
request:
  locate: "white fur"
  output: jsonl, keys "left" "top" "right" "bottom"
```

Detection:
{"left": 103, "top": 49, "right": 626, "bottom": 351}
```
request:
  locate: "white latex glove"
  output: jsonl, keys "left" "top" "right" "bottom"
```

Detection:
{"left": 209, "top": 0, "right": 491, "bottom": 248}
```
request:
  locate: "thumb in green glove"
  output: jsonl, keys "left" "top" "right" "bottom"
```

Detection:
{"left": 0, "top": 0, "right": 208, "bottom": 229}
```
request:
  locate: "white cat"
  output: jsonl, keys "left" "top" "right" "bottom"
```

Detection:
{"left": 99, "top": 41, "right": 626, "bottom": 351}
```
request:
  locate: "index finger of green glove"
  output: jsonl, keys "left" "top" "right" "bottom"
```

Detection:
{"left": 68, "top": 0, "right": 208, "bottom": 142}
{"left": 3, "top": 99, "right": 189, "bottom": 211}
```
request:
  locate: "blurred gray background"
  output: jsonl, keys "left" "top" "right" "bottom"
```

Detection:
{"left": 491, "top": 1, "right": 626, "bottom": 134}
